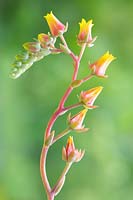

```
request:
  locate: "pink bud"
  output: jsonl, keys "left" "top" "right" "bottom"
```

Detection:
{"left": 23, "top": 42, "right": 41, "bottom": 53}
{"left": 62, "top": 136, "right": 85, "bottom": 163}
{"left": 80, "top": 86, "right": 103, "bottom": 109}
{"left": 38, "top": 33, "right": 51, "bottom": 48}
{"left": 68, "top": 109, "right": 88, "bottom": 132}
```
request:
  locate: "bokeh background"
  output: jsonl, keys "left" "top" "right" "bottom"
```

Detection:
{"left": 0, "top": 0, "right": 132, "bottom": 199}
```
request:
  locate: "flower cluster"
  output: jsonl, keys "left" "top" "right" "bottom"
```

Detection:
{"left": 10, "top": 11, "right": 67, "bottom": 79}
{"left": 10, "top": 12, "right": 115, "bottom": 80}
{"left": 10, "top": 11, "right": 116, "bottom": 200}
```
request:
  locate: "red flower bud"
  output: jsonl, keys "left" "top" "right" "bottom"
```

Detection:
{"left": 68, "top": 109, "right": 88, "bottom": 132}
{"left": 62, "top": 136, "right": 85, "bottom": 163}
{"left": 80, "top": 86, "right": 103, "bottom": 109}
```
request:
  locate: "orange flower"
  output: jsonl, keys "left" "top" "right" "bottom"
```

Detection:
{"left": 44, "top": 11, "right": 66, "bottom": 37}
{"left": 80, "top": 86, "right": 103, "bottom": 109}
{"left": 62, "top": 136, "right": 85, "bottom": 163}
{"left": 68, "top": 109, "right": 88, "bottom": 132}
{"left": 77, "top": 19, "right": 96, "bottom": 47}
{"left": 90, "top": 51, "right": 116, "bottom": 77}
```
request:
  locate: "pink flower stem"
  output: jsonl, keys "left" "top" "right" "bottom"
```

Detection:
{"left": 82, "top": 74, "right": 94, "bottom": 82}
{"left": 40, "top": 35, "right": 88, "bottom": 200}
{"left": 40, "top": 146, "right": 51, "bottom": 193}
{"left": 62, "top": 102, "right": 82, "bottom": 113}
{"left": 52, "top": 128, "right": 71, "bottom": 145}
{"left": 58, "top": 86, "right": 73, "bottom": 110}
{"left": 52, "top": 162, "right": 72, "bottom": 194}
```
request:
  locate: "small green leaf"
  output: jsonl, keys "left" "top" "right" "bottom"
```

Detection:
{"left": 71, "top": 80, "right": 83, "bottom": 88}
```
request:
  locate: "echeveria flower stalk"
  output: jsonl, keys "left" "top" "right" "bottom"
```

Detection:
{"left": 44, "top": 11, "right": 66, "bottom": 37}
{"left": 10, "top": 11, "right": 116, "bottom": 200}
{"left": 80, "top": 86, "right": 103, "bottom": 109}
{"left": 90, "top": 51, "right": 116, "bottom": 77}
{"left": 62, "top": 136, "right": 85, "bottom": 163}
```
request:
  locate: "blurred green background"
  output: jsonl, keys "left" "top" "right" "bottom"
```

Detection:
{"left": 0, "top": 0, "right": 132, "bottom": 199}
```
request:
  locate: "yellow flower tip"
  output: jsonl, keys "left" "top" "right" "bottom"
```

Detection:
{"left": 87, "top": 19, "right": 93, "bottom": 25}
{"left": 44, "top": 14, "right": 48, "bottom": 20}
{"left": 38, "top": 33, "right": 43, "bottom": 40}
{"left": 94, "top": 86, "right": 103, "bottom": 96}
{"left": 105, "top": 51, "right": 116, "bottom": 60}
{"left": 95, "top": 86, "right": 103, "bottom": 93}
{"left": 98, "top": 86, "right": 103, "bottom": 90}
{"left": 78, "top": 109, "right": 88, "bottom": 118}
{"left": 78, "top": 18, "right": 95, "bottom": 46}
{"left": 44, "top": 11, "right": 54, "bottom": 22}
{"left": 68, "top": 136, "right": 73, "bottom": 144}
{"left": 82, "top": 18, "right": 86, "bottom": 23}
{"left": 104, "top": 51, "right": 110, "bottom": 58}
{"left": 80, "top": 19, "right": 93, "bottom": 24}
{"left": 79, "top": 18, "right": 86, "bottom": 24}
{"left": 44, "top": 11, "right": 65, "bottom": 36}
{"left": 81, "top": 108, "right": 88, "bottom": 116}
{"left": 100, "top": 86, "right": 104, "bottom": 91}
{"left": 110, "top": 53, "right": 117, "bottom": 61}
{"left": 79, "top": 18, "right": 89, "bottom": 28}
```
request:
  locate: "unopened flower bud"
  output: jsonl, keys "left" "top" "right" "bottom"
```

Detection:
{"left": 12, "top": 61, "right": 22, "bottom": 68}
{"left": 44, "top": 11, "right": 66, "bottom": 37}
{"left": 23, "top": 42, "right": 41, "bottom": 53}
{"left": 90, "top": 51, "right": 116, "bottom": 78}
{"left": 38, "top": 33, "right": 53, "bottom": 48}
{"left": 15, "top": 51, "right": 29, "bottom": 61}
{"left": 80, "top": 86, "right": 103, "bottom": 109}
{"left": 68, "top": 109, "right": 88, "bottom": 132}
{"left": 62, "top": 136, "right": 85, "bottom": 163}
